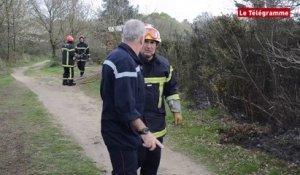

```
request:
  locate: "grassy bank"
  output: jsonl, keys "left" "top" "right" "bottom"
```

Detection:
{"left": 26, "top": 63, "right": 300, "bottom": 175}
{"left": 0, "top": 75, "right": 100, "bottom": 174}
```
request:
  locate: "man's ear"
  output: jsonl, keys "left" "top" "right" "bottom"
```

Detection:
{"left": 140, "top": 37, "right": 144, "bottom": 45}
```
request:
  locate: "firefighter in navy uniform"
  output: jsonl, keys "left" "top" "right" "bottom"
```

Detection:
{"left": 138, "top": 25, "right": 183, "bottom": 175}
{"left": 62, "top": 35, "right": 76, "bottom": 86}
{"left": 100, "top": 19, "right": 163, "bottom": 175}
{"left": 75, "top": 35, "right": 90, "bottom": 77}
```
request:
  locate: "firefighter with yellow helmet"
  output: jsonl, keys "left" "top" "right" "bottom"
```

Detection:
{"left": 62, "top": 35, "right": 76, "bottom": 86}
{"left": 138, "top": 24, "right": 183, "bottom": 175}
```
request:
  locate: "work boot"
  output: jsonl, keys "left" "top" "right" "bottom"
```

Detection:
{"left": 62, "top": 80, "right": 68, "bottom": 86}
{"left": 68, "top": 80, "right": 76, "bottom": 86}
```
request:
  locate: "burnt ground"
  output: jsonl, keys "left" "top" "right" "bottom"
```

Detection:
{"left": 219, "top": 119, "right": 300, "bottom": 166}
{"left": 244, "top": 128, "right": 300, "bottom": 165}
{"left": 192, "top": 87, "right": 300, "bottom": 166}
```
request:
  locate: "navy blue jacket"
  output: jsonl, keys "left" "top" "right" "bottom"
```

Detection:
{"left": 75, "top": 42, "right": 89, "bottom": 61}
{"left": 100, "top": 42, "right": 144, "bottom": 150}
{"left": 140, "top": 54, "right": 179, "bottom": 138}
{"left": 62, "top": 42, "right": 75, "bottom": 67}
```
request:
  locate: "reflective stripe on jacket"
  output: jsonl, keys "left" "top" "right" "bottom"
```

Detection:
{"left": 140, "top": 54, "right": 179, "bottom": 138}
{"left": 101, "top": 42, "right": 144, "bottom": 150}
{"left": 75, "top": 42, "right": 89, "bottom": 61}
{"left": 62, "top": 43, "right": 75, "bottom": 67}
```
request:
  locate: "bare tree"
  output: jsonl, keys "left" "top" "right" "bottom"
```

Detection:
{"left": 4, "top": 0, "right": 13, "bottom": 61}
{"left": 10, "top": 0, "right": 29, "bottom": 61}
{"left": 0, "top": 0, "right": 32, "bottom": 62}
{"left": 0, "top": 0, "right": 6, "bottom": 27}
{"left": 64, "top": 0, "right": 90, "bottom": 37}
{"left": 30, "top": 0, "right": 67, "bottom": 61}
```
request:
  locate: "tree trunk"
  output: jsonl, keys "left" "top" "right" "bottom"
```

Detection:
{"left": 5, "top": 0, "right": 10, "bottom": 62}
{"left": 12, "top": 9, "right": 16, "bottom": 61}
{"left": 51, "top": 43, "right": 57, "bottom": 61}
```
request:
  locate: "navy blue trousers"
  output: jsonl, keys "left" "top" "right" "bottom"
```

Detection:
{"left": 77, "top": 61, "right": 86, "bottom": 76}
{"left": 107, "top": 148, "right": 138, "bottom": 175}
{"left": 138, "top": 137, "right": 163, "bottom": 175}
{"left": 63, "top": 67, "right": 74, "bottom": 81}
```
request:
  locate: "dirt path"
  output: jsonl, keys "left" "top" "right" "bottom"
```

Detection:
{"left": 11, "top": 61, "right": 212, "bottom": 175}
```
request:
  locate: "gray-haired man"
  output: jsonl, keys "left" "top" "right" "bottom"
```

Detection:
{"left": 100, "top": 19, "right": 163, "bottom": 175}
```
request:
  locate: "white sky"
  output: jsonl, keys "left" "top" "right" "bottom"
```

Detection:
{"left": 87, "top": 0, "right": 237, "bottom": 22}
